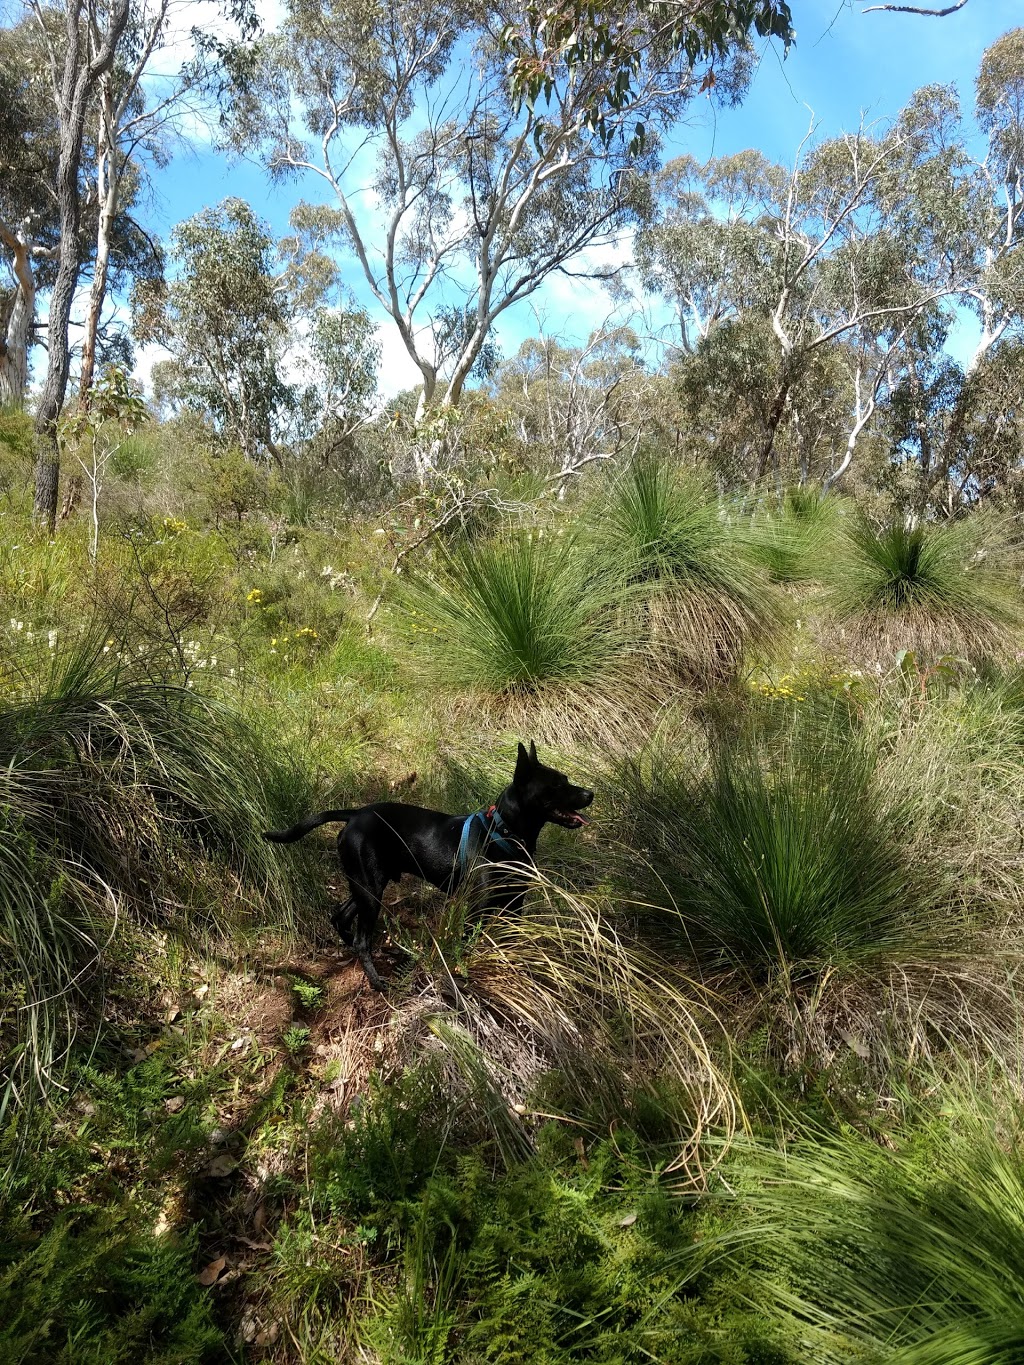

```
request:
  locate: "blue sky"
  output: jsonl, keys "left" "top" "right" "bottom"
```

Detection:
{"left": 139, "top": 0, "right": 1024, "bottom": 396}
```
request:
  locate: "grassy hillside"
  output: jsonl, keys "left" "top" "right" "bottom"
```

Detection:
{"left": 2, "top": 423, "right": 1024, "bottom": 1363}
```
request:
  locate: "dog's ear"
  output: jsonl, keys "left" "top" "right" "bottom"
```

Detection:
{"left": 529, "top": 739, "right": 538, "bottom": 763}
{"left": 515, "top": 741, "right": 532, "bottom": 778}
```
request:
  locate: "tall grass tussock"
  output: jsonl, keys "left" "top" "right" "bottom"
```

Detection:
{"left": 590, "top": 459, "right": 783, "bottom": 678}
{"left": 828, "top": 512, "right": 1022, "bottom": 662}
{"left": 727, "top": 1097, "right": 1024, "bottom": 1363}
{"left": 616, "top": 709, "right": 950, "bottom": 981}
{"left": 403, "top": 529, "right": 632, "bottom": 693}
{"left": 0, "top": 629, "right": 319, "bottom": 1110}
{"left": 746, "top": 485, "right": 838, "bottom": 584}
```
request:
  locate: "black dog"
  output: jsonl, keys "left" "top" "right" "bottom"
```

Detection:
{"left": 264, "top": 742, "right": 593, "bottom": 990}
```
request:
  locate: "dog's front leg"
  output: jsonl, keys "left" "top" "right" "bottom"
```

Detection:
{"left": 480, "top": 860, "right": 528, "bottom": 919}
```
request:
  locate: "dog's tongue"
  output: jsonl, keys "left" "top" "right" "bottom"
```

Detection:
{"left": 567, "top": 812, "right": 587, "bottom": 828}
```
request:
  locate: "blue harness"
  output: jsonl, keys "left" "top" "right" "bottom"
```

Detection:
{"left": 456, "top": 804, "right": 519, "bottom": 876}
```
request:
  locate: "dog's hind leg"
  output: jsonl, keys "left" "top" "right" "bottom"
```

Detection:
{"left": 338, "top": 833, "right": 389, "bottom": 991}
{"left": 330, "top": 897, "right": 356, "bottom": 947}
{"left": 349, "top": 888, "right": 385, "bottom": 991}
{"left": 332, "top": 887, "right": 385, "bottom": 989}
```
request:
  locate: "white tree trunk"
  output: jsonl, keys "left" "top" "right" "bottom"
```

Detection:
{"left": 0, "top": 221, "right": 36, "bottom": 406}
{"left": 79, "top": 80, "right": 117, "bottom": 403}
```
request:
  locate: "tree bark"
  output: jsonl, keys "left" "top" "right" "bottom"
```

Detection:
{"left": 78, "top": 78, "right": 116, "bottom": 403}
{"left": 0, "top": 220, "right": 35, "bottom": 406}
{"left": 32, "top": 0, "right": 131, "bottom": 533}
{"left": 753, "top": 378, "right": 792, "bottom": 483}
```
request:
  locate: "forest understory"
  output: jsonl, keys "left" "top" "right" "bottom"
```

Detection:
{"left": 4, "top": 402, "right": 1024, "bottom": 1364}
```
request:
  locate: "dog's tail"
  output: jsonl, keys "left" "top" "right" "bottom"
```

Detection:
{"left": 262, "top": 810, "right": 357, "bottom": 844}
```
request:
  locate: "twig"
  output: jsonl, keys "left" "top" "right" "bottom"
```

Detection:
{"left": 862, "top": 1, "right": 967, "bottom": 14}
{"left": 364, "top": 486, "right": 521, "bottom": 628}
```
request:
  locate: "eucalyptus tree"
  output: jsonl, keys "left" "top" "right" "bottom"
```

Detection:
{"left": 4, "top": 0, "right": 258, "bottom": 530}
{"left": 0, "top": 22, "right": 59, "bottom": 405}
{"left": 644, "top": 110, "right": 966, "bottom": 492}
{"left": 872, "top": 32, "right": 1024, "bottom": 510}
{"left": 23, "top": 0, "right": 132, "bottom": 530}
{"left": 502, "top": 0, "right": 793, "bottom": 151}
{"left": 490, "top": 325, "right": 651, "bottom": 492}
{"left": 76, "top": 0, "right": 262, "bottom": 403}
{"left": 137, "top": 199, "right": 379, "bottom": 466}
{"left": 230, "top": 0, "right": 751, "bottom": 452}
{"left": 640, "top": 30, "right": 1024, "bottom": 506}
{"left": 1, "top": 9, "right": 164, "bottom": 409}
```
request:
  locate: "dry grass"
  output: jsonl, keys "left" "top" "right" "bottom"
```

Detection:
{"left": 329, "top": 873, "right": 739, "bottom": 1183}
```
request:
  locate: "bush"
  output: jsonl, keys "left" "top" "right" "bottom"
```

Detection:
{"left": 828, "top": 512, "right": 1021, "bottom": 662}
{"left": 0, "top": 406, "right": 33, "bottom": 501}
{"left": 403, "top": 531, "right": 631, "bottom": 694}
{"left": 308, "top": 1077, "right": 775, "bottom": 1365}
{"left": 0, "top": 630, "right": 319, "bottom": 1109}
{"left": 616, "top": 711, "right": 950, "bottom": 981}
{"left": 591, "top": 460, "right": 782, "bottom": 679}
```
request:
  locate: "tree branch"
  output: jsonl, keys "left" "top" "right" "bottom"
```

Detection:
{"left": 862, "top": 0, "right": 968, "bottom": 14}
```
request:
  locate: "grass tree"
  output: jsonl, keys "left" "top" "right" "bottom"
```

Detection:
{"left": 591, "top": 459, "right": 782, "bottom": 678}
{"left": 402, "top": 531, "right": 631, "bottom": 697}
{"left": 828, "top": 512, "right": 1022, "bottom": 663}
{"left": 617, "top": 714, "right": 946, "bottom": 983}
{"left": 0, "top": 631, "right": 319, "bottom": 1111}
{"left": 746, "top": 485, "right": 838, "bottom": 584}
{"left": 379, "top": 870, "right": 735, "bottom": 1171}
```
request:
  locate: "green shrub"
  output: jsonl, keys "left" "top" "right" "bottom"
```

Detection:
{"left": 591, "top": 460, "right": 782, "bottom": 678}
{"left": 0, "top": 406, "right": 33, "bottom": 501}
{"left": 616, "top": 712, "right": 950, "bottom": 980}
{"left": 0, "top": 1214, "right": 226, "bottom": 1364}
{"left": 746, "top": 486, "right": 837, "bottom": 583}
{"left": 0, "top": 630, "right": 320, "bottom": 1110}
{"left": 403, "top": 531, "right": 631, "bottom": 693}
{"left": 828, "top": 512, "right": 1021, "bottom": 662}
{"left": 311, "top": 1080, "right": 782, "bottom": 1365}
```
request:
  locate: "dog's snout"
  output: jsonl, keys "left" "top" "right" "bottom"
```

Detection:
{"left": 578, "top": 789, "right": 594, "bottom": 808}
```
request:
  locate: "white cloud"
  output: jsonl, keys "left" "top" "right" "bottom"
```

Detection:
{"left": 374, "top": 321, "right": 430, "bottom": 402}
{"left": 135, "top": 340, "right": 174, "bottom": 397}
